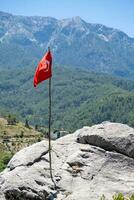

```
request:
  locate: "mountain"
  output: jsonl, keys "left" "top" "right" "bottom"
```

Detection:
{"left": 0, "top": 11, "right": 134, "bottom": 79}
{"left": 1, "top": 122, "right": 134, "bottom": 199}
{"left": 0, "top": 11, "right": 134, "bottom": 132}
{"left": 0, "top": 66, "right": 134, "bottom": 131}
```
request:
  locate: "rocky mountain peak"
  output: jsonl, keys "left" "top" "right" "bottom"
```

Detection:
{"left": 59, "top": 16, "right": 85, "bottom": 29}
{"left": 71, "top": 16, "right": 85, "bottom": 24}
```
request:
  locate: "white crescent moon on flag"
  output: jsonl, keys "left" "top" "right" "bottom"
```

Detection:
{"left": 43, "top": 59, "right": 50, "bottom": 72}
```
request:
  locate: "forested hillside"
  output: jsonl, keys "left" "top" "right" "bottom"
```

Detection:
{"left": 0, "top": 66, "right": 134, "bottom": 131}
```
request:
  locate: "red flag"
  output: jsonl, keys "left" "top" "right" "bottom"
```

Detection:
{"left": 33, "top": 50, "right": 52, "bottom": 87}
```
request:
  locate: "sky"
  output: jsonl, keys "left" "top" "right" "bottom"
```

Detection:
{"left": 0, "top": 0, "right": 134, "bottom": 37}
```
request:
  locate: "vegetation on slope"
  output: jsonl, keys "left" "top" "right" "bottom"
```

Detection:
{"left": 0, "top": 66, "right": 134, "bottom": 132}
{"left": 0, "top": 117, "right": 43, "bottom": 172}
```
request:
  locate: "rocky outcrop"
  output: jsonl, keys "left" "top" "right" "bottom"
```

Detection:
{"left": 77, "top": 122, "right": 134, "bottom": 158}
{"left": 0, "top": 122, "right": 134, "bottom": 200}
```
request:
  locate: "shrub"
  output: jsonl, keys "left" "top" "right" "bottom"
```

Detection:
{"left": 0, "top": 151, "right": 12, "bottom": 172}
{"left": 113, "top": 193, "right": 124, "bottom": 200}
{"left": 7, "top": 114, "right": 18, "bottom": 125}
{"left": 100, "top": 193, "right": 134, "bottom": 200}
{"left": 37, "top": 136, "right": 41, "bottom": 142}
{"left": 35, "top": 124, "right": 38, "bottom": 130}
{"left": 20, "top": 131, "right": 24, "bottom": 138}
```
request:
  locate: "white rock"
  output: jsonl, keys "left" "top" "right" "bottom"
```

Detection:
{"left": 0, "top": 122, "right": 134, "bottom": 200}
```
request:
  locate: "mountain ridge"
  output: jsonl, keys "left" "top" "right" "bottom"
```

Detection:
{"left": 0, "top": 11, "right": 134, "bottom": 79}
{"left": 0, "top": 10, "right": 132, "bottom": 38}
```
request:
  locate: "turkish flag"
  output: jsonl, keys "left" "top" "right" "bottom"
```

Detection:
{"left": 33, "top": 50, "right": 52, "bottom": 87}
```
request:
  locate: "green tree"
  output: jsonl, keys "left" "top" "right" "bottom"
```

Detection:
{"left": 7, "top": 114, "right": 18, "bottom": 125}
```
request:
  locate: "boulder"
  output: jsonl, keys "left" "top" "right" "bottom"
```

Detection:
{"left": 77, "top": 122, "right": 134, "bottom": 158}
{"left": 0, "top": 122, "right": 134, "bottom": 200}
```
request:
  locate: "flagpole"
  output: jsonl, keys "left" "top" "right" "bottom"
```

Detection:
{"left": 48, "top": 47, "right": 56, "bottom": 187}
{"left": 34, "top": 46, "right": 55, "bottom": 184}
{"left": 48, "top": 76, "right": 53, "bottom": 180}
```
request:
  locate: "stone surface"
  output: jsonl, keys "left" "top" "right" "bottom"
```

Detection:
{"left": 77, "top": 122, "right": 134, "bottom": 158}
{"left": 0, "top": 122, "right": 134, "bottom": 200}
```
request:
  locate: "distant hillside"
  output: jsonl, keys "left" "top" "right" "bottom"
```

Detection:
{"left": 0, "top": 117, "right": 43, "bottom": 171}
{"left": 0, "top": 66, "right": 134, "bottom": 131}
{"left": 0, "top": 11, "right": 134, "bottom": 79}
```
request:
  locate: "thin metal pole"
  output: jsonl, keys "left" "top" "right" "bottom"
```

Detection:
{"left": 48, "top": 77, "right": 53, "bottom": 180}
{"left": 48, "top": 48, "right": 56, "bottom": 188}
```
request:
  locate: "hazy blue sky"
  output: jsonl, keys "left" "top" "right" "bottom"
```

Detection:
{"left": 0, "top": 0, "right": 133, "bottom": 37}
